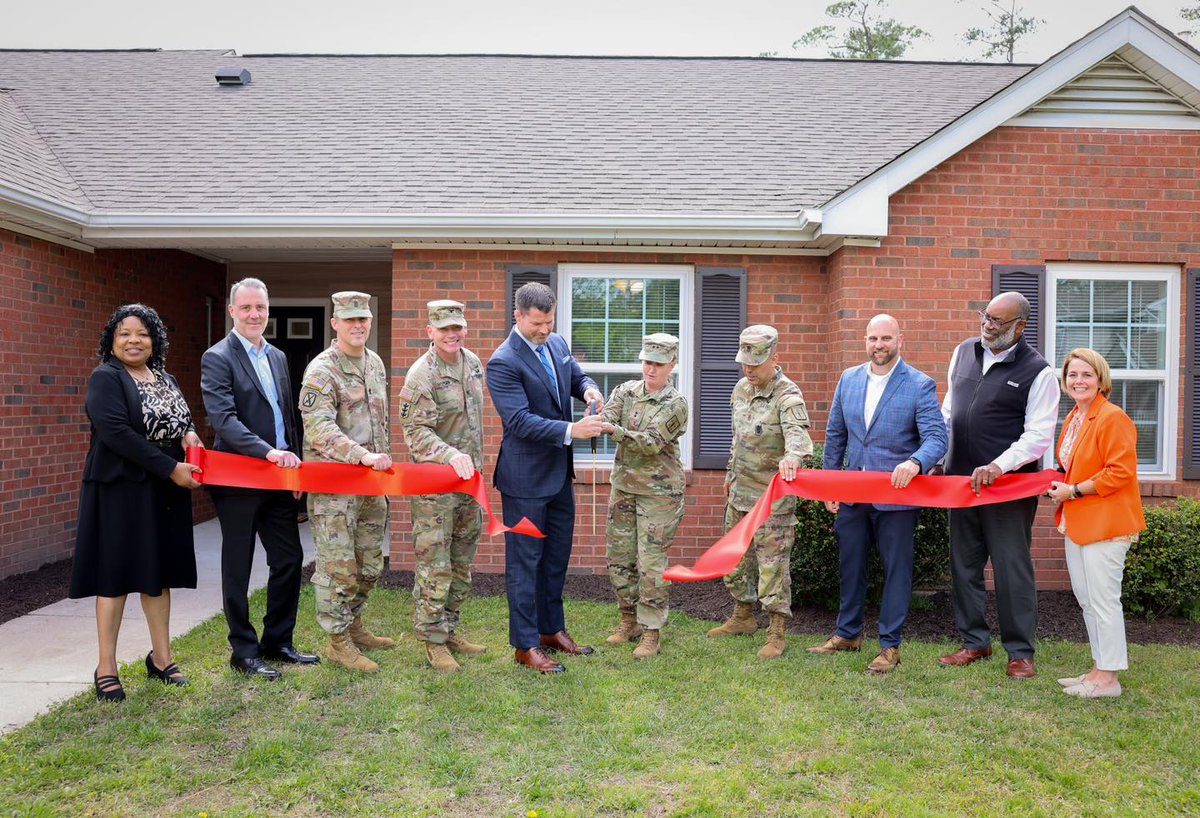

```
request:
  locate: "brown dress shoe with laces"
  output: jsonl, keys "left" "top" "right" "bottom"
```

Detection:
{"left": 539, "top": 630, "right": 595, "bottom": 656}
{"left": 867, "top": 647, "right": 900, "bottom": 674}
{"left": 806, "top": 634, "right": 863, "bottom": 655}
{"left": 937, "top": 647, "right": 992, "bottom": 667}
{"left": 514, "top": 647, "right": 566, "bottom": 673}
{"left": 1006, "top": 658, "right": 1036, "bottom": 679}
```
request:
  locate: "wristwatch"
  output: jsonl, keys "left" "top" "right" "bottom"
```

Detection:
{"left": 907, "top": 457, "right": 922, "bottom": 472}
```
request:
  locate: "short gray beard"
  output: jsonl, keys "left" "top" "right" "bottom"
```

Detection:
{"left": 981, "top": 323, "right": 1019, "bottom": 352}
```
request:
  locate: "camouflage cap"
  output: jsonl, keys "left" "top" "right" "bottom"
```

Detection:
{"left": 639, "top": 333, "right": 679, "bottom": 364}
{"left": 735, "top": 325, "right": 779, "bottom": 365}
{"left": 332, "top": 291, "right": 372, "bottom": 319}
{"left": 427, "top": 299, "right": 467, "bottom": 329}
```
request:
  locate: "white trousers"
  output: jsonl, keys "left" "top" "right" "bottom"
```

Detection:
{"left": 1064, "top": 534, "right": 1131, "bottom": 671}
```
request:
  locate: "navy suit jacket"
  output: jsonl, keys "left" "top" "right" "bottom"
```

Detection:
{"left": 200, "top": 332, "right": 298, "bottom": 460}
{"left": 823, "top": 359, "right": 948, "bottom": 511}
{"left": 487, "top": 330, "right": 597, "bottom": 499}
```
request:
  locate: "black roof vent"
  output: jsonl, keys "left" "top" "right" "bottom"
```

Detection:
{"left": 215, "top": 67, "right": 250, "bottom": 86}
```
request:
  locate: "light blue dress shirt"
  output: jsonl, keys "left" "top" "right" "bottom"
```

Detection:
{"left": 233, "top": 329, "right": 288, "bottom": 450}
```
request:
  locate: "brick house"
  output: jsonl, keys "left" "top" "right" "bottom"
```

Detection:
{"left": 1, "top": 7, "right": 1197, "bottom": 589}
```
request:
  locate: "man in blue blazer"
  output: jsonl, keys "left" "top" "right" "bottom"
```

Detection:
{"left": 807, "top": 314, "right": 947, "bottom": 674}
{"left": 201, "top": 278, "right": 319, "bottom": 679}
{"left": 486, "top": 282, "right": 605, "bottom": 673}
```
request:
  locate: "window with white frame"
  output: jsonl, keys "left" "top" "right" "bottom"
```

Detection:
{"left": 1046, "top": 264, "right": 1179, "bottom": 477}
{"left": 556, "top": 264, "right": 694, "bottom": 467}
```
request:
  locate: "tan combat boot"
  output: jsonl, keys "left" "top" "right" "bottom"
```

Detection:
{"left": 426, "top": 642, "right": 461, "bottom": 673}
{"left": 632, "top": 629, "right": 660, "bottom": 660}
{"left": 605, "top": 610, "right": 643, "bottom": 645}
{"left": 348, "top": 617, "right": 397, "bottom": 651}
{"left": 326, "top": 633, "right": 379, "bottom": 673}
{"left": 445, "top": 631, "right": 487, "bottom": 655}
{"left": 757, "top": 613, "right": 788, "bottom": 660}
{"left": 706, "top": 601, "right": 758, "bottom": 637}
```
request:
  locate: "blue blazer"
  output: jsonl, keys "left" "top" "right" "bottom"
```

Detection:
{"left": 487, "top": 330, "right": 597, "bottom": 499}
{"left": 823, "top": 359, "right": 948, "bottom": 511}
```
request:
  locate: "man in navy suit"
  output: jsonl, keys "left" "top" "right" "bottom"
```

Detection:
{"left": 201, "top": 277, "right": 319, "bottom": 679}
{"left": 486, "top": 282, "right": 605, "bottom": 673}
{"left": 807, "top": 314, "right": 947, "bottom": 674}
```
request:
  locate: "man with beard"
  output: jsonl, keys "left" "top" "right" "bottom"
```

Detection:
{"left": 807, "top": 314, "right": 946, "bottom": 674}
{"left": 936, "top": 292, "right": 1057, "bottom": 679}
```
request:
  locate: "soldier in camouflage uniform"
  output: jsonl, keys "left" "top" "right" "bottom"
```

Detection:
{"left": 708, "top": 325, "right": 812, "bottom": 660}
{"left": 599, "top": 333, "right": 689, "bottom": 660}
{"left": 399, "top": 300, "right": 487, "bottom": 673}
{"left": 299, "top": 291, "right": 396, "bottom": 673}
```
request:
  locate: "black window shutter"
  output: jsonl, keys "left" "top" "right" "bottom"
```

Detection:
{"left": 693, "top": 266, "right": 747, "bottom": 469}
{"left": 505, "top": 264, "right": 558, "bottom": 329}
{"left": 1185, "top": 269, "right": 1200, "bottom": 479}
{"left": 991, "top": 264, "right": 1046, "bottom": 353}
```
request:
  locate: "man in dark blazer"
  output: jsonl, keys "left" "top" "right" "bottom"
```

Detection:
{"left": 201, "top": 277, "right": 319, "bottom": 679}
{"left": 486, "top": 282, "right": 605, "bottom": 673}
{"left": 807, "top": 314, "right": 947, "bottom": 674}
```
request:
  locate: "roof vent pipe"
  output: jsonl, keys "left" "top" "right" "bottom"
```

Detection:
{"left": 215, "top": 67, "right": 250, "bottom": 86}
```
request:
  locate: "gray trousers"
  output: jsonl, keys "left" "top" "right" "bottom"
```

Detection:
{"left": 948, "top": 496, "right": 1039, "bottom": 659}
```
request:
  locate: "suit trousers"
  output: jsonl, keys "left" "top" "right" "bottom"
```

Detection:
{"left": 1064, "top": 533, "right": 1130, "bottom": 671}
{"left": 501, "top": 479, "right": 576, "bottom": 650}
{"left": 949, "top": 497, "right": 1039, "bottom": 659}
{"left": 833, "top": 504, "right": 920, "bottom": 649}
{"left": 211, "top": 488, "right": 305, "bottom": 659}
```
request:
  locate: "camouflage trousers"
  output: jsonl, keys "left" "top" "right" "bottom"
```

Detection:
{"left": 722, "top": 496, "right": 796, "bottom": 617}
{"left": 410, "top": 492, "right": 482, "bottom": 644}
{"left": 309, "top": 492, "right": 389, "bottom": 635}
{"left": 607, "top": 488, "right": 684, "bottom": 631}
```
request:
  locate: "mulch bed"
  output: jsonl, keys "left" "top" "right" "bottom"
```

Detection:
{"left": 8, "top": 557, "right": 1198, "bottom": 647}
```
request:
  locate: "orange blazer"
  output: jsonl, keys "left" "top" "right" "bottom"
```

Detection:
{"left": 1055, "top": 392, "right": 1146, "bottom": 545}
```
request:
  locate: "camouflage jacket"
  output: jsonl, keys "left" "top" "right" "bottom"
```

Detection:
{"left": 726, "top": 367, "right": 812, "bottom": 511}
{"left": 398, "top": 345, "right": 485, "bottom": 468}
{"left": 299, "top": 343, "right": 390, "bottom": 464}
{"left": 602, "top": 379, "right": 688, "bottom": 496}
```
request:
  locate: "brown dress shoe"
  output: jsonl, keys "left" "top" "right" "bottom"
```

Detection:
{"left": 514, "top": 647, "right": 565, "bottom": 674}
{"left": 806, "top": 634, "right": 863, "bottom": 655}
{"left": 937, "top": 647, "right": 992, "bottom": 667}
{"left": 539, "top": 630, "right": 595, "bottom": 656}
{"left": 867, "top": 647, "right": 901, "bottom": 674}
{"left": 1006, "top": 658, "right": 1036, "bottom": 679}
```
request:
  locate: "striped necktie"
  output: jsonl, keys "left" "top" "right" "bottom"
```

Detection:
{"left": 536, "top": 344, "right": 558, "bottom": 395}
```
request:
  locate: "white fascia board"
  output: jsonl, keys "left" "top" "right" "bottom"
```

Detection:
{"left": 391, "top": 241, "right": 832, "bottom": 257}
{"left": 818, "top": 10, "right": 1200, "bottom": 238}
{"left": 1007, "top": 112, "right": 1200, "bottom": 129}
{"left": 0, "top": 182, "right": 90, "bottom": 238}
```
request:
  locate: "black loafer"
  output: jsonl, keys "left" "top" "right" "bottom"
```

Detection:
{"left": 229, "top": 656, "right": 282, "bottom": 680}
{"left": 262, "top": 644, "right": 321, "bottom": 665}
{"left": 146, "top": 651, "right": 188, "bottom": 686}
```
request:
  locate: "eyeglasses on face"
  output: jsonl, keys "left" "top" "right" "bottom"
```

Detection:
{"left": 977, "top": 309, "right": 1021, "bottom": 329}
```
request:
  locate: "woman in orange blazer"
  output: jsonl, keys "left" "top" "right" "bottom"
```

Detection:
{"left": 1047, "top": 348, "right": 1145, "bottom": 700}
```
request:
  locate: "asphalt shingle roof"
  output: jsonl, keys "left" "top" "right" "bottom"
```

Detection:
{"left": 0, "top": 50, "right": 1032, "bottom": 216}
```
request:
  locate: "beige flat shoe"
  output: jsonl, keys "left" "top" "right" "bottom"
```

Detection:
{"left": 1064, "top": 681, "right": 1122, "bottom": 699}
{"left": 1057, "top": 674, "right": 1086, "bottom": 687}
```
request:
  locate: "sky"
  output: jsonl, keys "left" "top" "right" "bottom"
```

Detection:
{"left": 1, "top": 1, "right": 1195, "bottom": 62}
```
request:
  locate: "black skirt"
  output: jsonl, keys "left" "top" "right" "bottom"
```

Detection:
{"left": 69, "top": 443, "right": 197, "bottom": 598}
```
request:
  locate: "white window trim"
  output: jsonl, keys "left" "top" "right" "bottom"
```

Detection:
{"left": 1045, "top": 262, "right": 1180, "bottom": 480}
{"left": 557, "top": 263, "right": 695, "bottom": 469}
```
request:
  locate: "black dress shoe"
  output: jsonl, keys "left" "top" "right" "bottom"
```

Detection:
{"left": 229, "top": 656, "right": 282, "bottom": 680}
{"left": 262, "top": 644, "right": 321, "bottom": 665}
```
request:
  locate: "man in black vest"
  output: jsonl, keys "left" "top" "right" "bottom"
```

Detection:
{"left": 936, "top": 292, "right": 1058, "bottom": 679}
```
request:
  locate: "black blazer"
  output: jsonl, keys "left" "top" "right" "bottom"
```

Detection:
{"left": 200, "top": 332, "right": 298, "bottom": 458}
{"left": 82, "top": 359, "right": 185, "bottom": 484}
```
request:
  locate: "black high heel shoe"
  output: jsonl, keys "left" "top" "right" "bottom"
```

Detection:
{"left": 94, "top": 670, "right": 125, "bottom": 702}
{"left": 146, "top": 651, "right": 188, "bottom": 686}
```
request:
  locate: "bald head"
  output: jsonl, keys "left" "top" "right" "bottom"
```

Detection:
{"left": 980, "top": 291, "right": 1029, "bottom": 352}
{"left": 865, "top": 313, "right": 902, "bottom": 374}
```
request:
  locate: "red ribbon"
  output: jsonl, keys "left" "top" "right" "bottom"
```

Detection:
{"left": 185, "top": 448, "right": 543, "bottom": 538}
{"left": 662, "top": 469, "right": 1058, "bottom": 582}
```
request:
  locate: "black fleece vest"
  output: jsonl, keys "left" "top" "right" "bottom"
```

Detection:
{"left": 945, "top": 337, "right": 1050, "bottom": 476}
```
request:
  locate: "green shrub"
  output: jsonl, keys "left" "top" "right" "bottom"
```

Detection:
{"left": 1123, "top": 497, "right": 1200, "bottom": 621}
{"left": 790, "top": 444, "right": 951, "bottom": 610}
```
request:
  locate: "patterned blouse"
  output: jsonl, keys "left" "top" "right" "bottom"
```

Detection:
{"left": 134, "top": 373, "right": 195, "bottom": 442}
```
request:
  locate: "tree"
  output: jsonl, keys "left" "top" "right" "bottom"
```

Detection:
{"left": 794, "top": 1, "right": 928, "bottom": 60}
{"left": 961, "top": 0, "right": 1043, "bottom": 62}
{"left": 1182, "top": 4, "right": 1200, "bottom": 40}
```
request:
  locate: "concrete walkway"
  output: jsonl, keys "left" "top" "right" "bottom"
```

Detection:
{"left": 0, "top": 518, "right": 315, "bottom": 734}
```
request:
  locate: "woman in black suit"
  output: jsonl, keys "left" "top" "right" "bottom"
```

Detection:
{"left": 70, "top": 304, "right": 204, "bottom": 701}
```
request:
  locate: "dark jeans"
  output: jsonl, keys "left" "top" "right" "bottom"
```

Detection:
{"left": 834, "top": 503, "right": 920, "bottom": 649}
{"left": 501, "top": 479, "right": 576, "bottom": 650}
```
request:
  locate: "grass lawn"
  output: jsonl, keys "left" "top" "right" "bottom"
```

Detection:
{"left": 1, "top": 586, "right": 1198, "bottom": 817}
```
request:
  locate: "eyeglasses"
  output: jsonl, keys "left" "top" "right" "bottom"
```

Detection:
{"left": 977, "top": 309, "right": 1022, "bottom": 329}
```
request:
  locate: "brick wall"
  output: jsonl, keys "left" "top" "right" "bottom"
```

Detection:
{"left": 0, "top": 228, "right": 226, "bottom": 579}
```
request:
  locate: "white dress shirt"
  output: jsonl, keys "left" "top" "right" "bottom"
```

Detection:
{"left": 863, "top": 365, "right": 895, "bottom": 430}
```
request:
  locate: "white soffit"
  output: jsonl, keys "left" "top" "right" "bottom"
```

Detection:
{"left": 819, "top": 9, "right": 1200, "bottom": 238}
